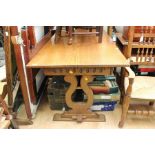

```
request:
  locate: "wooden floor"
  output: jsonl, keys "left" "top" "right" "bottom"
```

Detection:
{"left": 18, "top": 94, "right": 155, "bottom": 129}
{"left": 1, "top": 80, "right": 155, "bottom": 129}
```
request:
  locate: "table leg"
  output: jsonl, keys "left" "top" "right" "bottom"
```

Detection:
{"left": 53, "top": 75, "right": 106, "bottom": 122}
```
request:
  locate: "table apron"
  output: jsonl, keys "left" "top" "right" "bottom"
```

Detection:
{"left": 43, "top": 67, "right": 113, "bottom": 76}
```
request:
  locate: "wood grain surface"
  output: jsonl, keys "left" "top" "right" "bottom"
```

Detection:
{"left": 27, "top": 32, "right": 129, "bottom": 68}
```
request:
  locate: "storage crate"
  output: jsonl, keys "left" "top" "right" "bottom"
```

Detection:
{"left": 47, "top": 77, "right": 69, "bottom": 110}
{"left": 48, "top": 94, "right": 66, "bottom": 110}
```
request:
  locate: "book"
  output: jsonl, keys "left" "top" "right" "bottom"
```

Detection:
{"left": 94, "top": 75, "right": 116, "bottom": 81}
{"left": 89, "top": 85, "right": 118, "bottom": 94}
{"left": 89, "top": 85, "right": 109, "bottom": 94}
{"left": 138, "top": 68, "right": 155, "bottom": 72}
{"left": 89, "top": 79, "right": 119, "bottom": 94}
{"left": 84, "top": 91, "right": 120, "bottom": 102}
{"left": 138, "top": 65, "right": 155, "bottom": 72}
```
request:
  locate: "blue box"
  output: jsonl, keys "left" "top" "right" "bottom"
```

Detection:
{"left": 90, "top": 101, "right": 117, "bottom": 111}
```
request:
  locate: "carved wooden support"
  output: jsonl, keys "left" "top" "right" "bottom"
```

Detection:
{"left": 44, "top": 66, "right": 111, "bottom": 122}
{"left": 53, "top": 75, "right": 105, "bottom": 122}
{"left": 64, "top": 75, "right": 94, "bottom": 111}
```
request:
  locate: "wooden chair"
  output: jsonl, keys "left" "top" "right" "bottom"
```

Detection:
{"left": 55, "top": 26, "right": 103, "bottom": 44}
{"left": 68, "top": 26, "right": 103, "bottom": 44}
{"left": 119, "top": 26, "right": 155, "bottom": 128}
{"left": 10, "top": 26, "right": 52, "bottom": 120}
{"left": 1, "top": 26, "right": 35, "bottom": 127}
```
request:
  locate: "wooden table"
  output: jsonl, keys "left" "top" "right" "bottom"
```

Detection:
{"left": 27, "top": 32, "right": 129, "bottom": 122}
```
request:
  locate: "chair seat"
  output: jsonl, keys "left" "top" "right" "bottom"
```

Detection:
{"left": 125, "top": 76, "right": 155, "bottom": 100}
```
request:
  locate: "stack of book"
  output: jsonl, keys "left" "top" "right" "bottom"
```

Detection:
{"left": 131, "top": 65, "right": 155, "bottom": 76}
{"left": 85, "top": 76, "right": 120, "bottom": 111}
{"left": 47, "top": 76, "right": 70, "bottom": 110}
{"left": 137, "top": 65, "right": 155, "bottom": 76}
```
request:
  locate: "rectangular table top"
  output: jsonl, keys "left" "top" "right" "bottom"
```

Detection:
{"left": 27, "top": 32, "right": 129, "bottom": 68}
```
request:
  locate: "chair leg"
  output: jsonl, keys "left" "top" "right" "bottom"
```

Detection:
{"left": 55, "top": 26, "right": 62, "bottom": 43}
{"left": 118, "top": 77, "right": 133, "bottom": 128}
{"left": 119, "top": 68, "right": 126, "bottom": 104}
{"left": 98, "top": 26, "right": 103, "bottom": 43}
{"left": 96, "top": 27, "right": 99, "bottom": 36}
{"left": 68, "top": 26, "right": 73, "bottom": 45}
{"left": 118, "top": 94, "right": 130, "bottom": 128}
{"left": 65, "top": 26, "right": 68, "bottom": 33}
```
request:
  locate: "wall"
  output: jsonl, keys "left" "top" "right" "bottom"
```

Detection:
{"left": 34, "top": 26, "right": 45, "bottom": 43}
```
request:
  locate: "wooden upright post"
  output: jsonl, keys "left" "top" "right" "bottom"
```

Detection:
{"left": 3, "top": 26, "right": 13, "bottom": 109}
{"left": 10, "top": 26, "right": 32, "bottom": 119}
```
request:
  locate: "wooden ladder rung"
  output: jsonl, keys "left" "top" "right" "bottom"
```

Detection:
{"left": 128, "top": 104, "right": 155, "bottom": 116}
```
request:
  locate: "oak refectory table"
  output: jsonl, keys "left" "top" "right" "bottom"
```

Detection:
{"left": 27, "top": 32, "right": 129, "bottom": 122}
